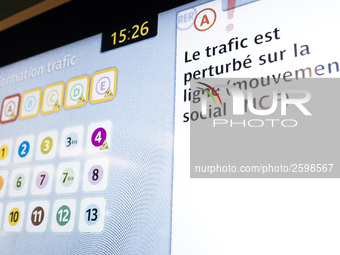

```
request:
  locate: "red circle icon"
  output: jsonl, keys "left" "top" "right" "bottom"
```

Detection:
{"left": 4, "top": 101, "right": 15, "bottom": 117}
{"left": 194, "top": 8, "right": 217, "bottom": 31}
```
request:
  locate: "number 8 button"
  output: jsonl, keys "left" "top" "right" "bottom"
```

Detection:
{"left": 83, "top": 158, "right": 109, "bottom": 192}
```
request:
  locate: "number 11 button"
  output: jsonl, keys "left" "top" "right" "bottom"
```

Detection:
{"left": 26, "top": 201, "right": 49, "bottom": 232}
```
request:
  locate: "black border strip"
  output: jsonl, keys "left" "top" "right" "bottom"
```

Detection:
{"left": 0, "top": 0, "right": 194, "bottom": 67}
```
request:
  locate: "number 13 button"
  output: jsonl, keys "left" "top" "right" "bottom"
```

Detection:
{"left": 79, "top": 197, "right": 106, "bottom": 233}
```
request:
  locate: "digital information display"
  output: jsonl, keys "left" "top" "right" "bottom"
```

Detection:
{"left": 1, "top": 0, "right": 340, "bottom": 254}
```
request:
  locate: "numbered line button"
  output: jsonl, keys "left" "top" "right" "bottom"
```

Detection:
{"left": 59, "top": 125, "right": 84, "bottom": 157}
{"left": 0, "top": 170, "right": 9, "bottom": 198}
{"left": 0, "top": 139, "right": 13, "bottom": 166}
{"left": 26, "top": 200, "right": 49, "bottom": 232}
{"left": 4, "top": 202, "right": 25, "bottom": 232}
{"left": 9, "top": 168, "right": 30, "bottom": 197}
{"left": 31, "top": 165, "right": 53, "bottom": 196}
{"left": 36, "top": 130, "right": 58, "bottom": 160}
{"left": 83, "top": 158, "right": 109, "bottom": 192}
{"left": 87, "top": 121, "right": 112, "bottom": 153}
{"left": 55, "top": 161, "right": 80, "bottom": 194}
{"left": 79, "top": 197, "right": 106, "bottom": 233}
{"left": 14, "top": 135, "right": 34, "bottom": 163}
{"left": 51, "top": 199, "right": 76, "bottom": 233}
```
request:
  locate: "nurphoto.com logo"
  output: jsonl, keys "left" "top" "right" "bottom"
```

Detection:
{"left": 194, "top": 81, "right": 312, "bottom": 128}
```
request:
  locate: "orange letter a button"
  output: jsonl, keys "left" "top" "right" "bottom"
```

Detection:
{"left": 0, "top": 94, "right": 21, "bottom": 124}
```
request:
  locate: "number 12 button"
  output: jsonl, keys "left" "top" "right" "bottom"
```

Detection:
{"left": 51, "top": 199, "right": 76, "bottom": 233}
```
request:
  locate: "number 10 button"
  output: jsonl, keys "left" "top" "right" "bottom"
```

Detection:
{"left": 4, "top": 202, "right": 25, "bottom": 232}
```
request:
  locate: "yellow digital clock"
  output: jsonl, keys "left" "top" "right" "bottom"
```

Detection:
{"left": 101, "top": 16, "right": 158, "bottom": 52}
